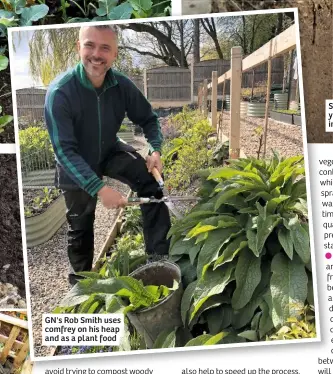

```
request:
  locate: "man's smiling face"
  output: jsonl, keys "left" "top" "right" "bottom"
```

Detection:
{"left": 77, "top": 26, "right": 118, "bottom": 87}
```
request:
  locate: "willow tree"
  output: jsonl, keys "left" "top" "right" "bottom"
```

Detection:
{"left": 29, "top": 28, "right": 79, "bottom": 86}
{"left": 28, "top": 28, "right": 141, "bottom": 86}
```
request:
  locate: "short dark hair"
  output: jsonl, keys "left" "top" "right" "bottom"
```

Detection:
{"left": 79, "top": 25, "right": 118, "bottom": 40}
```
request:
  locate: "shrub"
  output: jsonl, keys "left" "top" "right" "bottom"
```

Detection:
{"left": 169, "top": 153, "right": 313, "bottom": 343}
{"left": 19, "top": 126, "right": 54, "bottom": 172}
{"left": 162, "top": 108, "right": 216, "bottom": 190}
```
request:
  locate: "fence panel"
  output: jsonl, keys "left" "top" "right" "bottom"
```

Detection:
{"left": 147, "top": 67, "right": 191, "bottom": 101}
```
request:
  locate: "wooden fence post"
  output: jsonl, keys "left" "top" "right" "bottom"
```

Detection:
{"left": 198, "top": 83, "right": 202, "bottom": 109}
{"left": 219, "top": 74, "right": 227, "bottom": 142}
{"left": 203, "top": 79, "right": 208, "bottom": 116}
{"left": 263, "top": 40, "right": 273, "bottom": 158}
{"left": 191, "top": 63, "right": 194, "bottom": 103}
{"left": 230, "top": 46, "right": 242, "bottom": 159}
{"left": 143, "top": 69, "right": 148, "bottom": 98}
{"left": 211, "top": 71, "right": 218, "bottom": 130}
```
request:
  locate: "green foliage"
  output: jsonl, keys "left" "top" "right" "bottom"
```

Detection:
{"left": 120, "top": 206, "right": 143, "bottom": 235}
{"left": 162, "top": 108, "right": 216, "bottom": 190}
{"left": 0, "top": 0, "right": 170, "bottom": 27}
{"left": 0, "top": 106, "right": 13, "bottom": 134}
{"left": 266, "top": 306, "right": 316, "bottom": 340}
{"left": 211, "top": 141, "right": 229, "bottom": 166}
{"left": 24, "top": 187, "right": 60, "bottom": 217}
{"left": 55, "top": 275, "right": 178, "bottom": 315}
{"left": 169, "top": 153, "right": 313, "bottom": 341}
{"left": 119, "top": 123, "right": 130, "bottom": 132}
{"left": 19, "top": 126, "right": 54, "bottom": 171}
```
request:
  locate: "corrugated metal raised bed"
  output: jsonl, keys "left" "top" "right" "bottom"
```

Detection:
{"left": 25, "top": 195, "right": 66, "bottom": 248}
{"left": 118, "top": 131, "right": 135, "bottom": 143}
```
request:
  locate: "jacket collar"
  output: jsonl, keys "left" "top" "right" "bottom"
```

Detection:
{"left": 75, "top": 62, "right": 118, "bottom": 91}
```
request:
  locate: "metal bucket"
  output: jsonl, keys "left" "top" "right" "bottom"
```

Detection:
{"left": 274, "top": 93, "right": 288, "bottom": 110}
{"left": 127, "top": 261, "right": 183, "bottom": 348}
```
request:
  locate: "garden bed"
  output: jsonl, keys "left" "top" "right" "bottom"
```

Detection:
{"left": 28, "top": 136, "right": 148, "bottom": 358}
{"left": 220, "top": 112, "right": 303, "bottom": 158}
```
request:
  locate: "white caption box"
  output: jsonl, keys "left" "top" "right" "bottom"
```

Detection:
{"left": 42, "top": 314, "right": 124, "bottom": 346}
{"left": 325, "top": 99, "right": 333, "bottom": 132}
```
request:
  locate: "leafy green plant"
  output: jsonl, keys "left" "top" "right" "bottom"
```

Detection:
{"left": 119, "top": 123, "right": 131, "bottom": 132}
{"left": 266, "top": 305, "right": 316, "bottom": 340}
{"left": 168, "top": 153, "right": 312, "bottom": 342}
{"left": 211, "top": 141, "right": 229, "bottom": 166}
{"left": 55, "top": 275, "right": 179, "bottom": 315}
{"left": 0, "top": 0, "right": 171, "bottom": 27}
{"left": 120, "top": 206, "right": 143, "bottom": 235}
{"left": 24, "top": 187, "right": 60, "bottom": 217}
{"left": 162, "top": 108, "right": 216, "bottom": 190}
{"left": 0, "top": 106, "right": 13, "bottom": 134}
{"left": 19, "top": 126, "right": 55, "bottom": 171}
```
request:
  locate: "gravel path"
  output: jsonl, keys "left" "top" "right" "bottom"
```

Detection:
{"left": 220, "top": 112, "right": 304, "bottom": 158}
{"left": 27, "top": 136, "right": 148, "bottom": 358}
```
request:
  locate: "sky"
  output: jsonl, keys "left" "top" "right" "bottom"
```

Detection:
{"left": 11, "top": 31, "right": 42, "bottom": 90}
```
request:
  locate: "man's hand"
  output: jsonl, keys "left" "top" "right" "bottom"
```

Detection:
{"left": 146, "top": 151, "right": 163, "bottom": 174}
{"left": 97, "top": 186, "right": 127, "bottom": 209}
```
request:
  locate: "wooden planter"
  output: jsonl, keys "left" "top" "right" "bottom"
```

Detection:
{"left": 118, "top": 131, "right": 134, "bottom": 143}
{"left": 270, "top": 111, "right": 293, "bottom": 124}
{"left": 25, "top": 195, "right": 66, "bottom": 248}
{"left": 0, "top": 313, "right": 30, "bottom": 370}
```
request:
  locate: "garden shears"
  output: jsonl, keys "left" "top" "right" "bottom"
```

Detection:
{"left": 126, "top": 168, "right": 201, "bottom": 219}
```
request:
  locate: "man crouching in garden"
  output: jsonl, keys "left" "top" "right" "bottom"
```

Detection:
{"left": 44, "top": 25, "right": 171, "bottom": 285}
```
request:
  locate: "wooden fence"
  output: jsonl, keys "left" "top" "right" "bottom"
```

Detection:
{"left": 0, "top": 313, "right": 30, "bottom": 371}
{"left": 16, "top": 57, "right": 285, "bottom": 122}
{"left": 198, "top": 24, "right": 297, "bottom": 158}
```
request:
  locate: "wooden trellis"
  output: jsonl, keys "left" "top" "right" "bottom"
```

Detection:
{"left": 0, "top": 313, "right": 30, "bottom": 371}
{"left": 199, "top": 24, "right": 297, "bottom": 159}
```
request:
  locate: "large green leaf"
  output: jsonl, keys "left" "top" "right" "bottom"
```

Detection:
{"left": 277, "top": 226, "right": 293, "bottom": 260}
{"left": 0, "top": 55, "right": 8, "bottom": 72}
{"left": 208, "top": 167, "right": 265, "bottom": 186}
{"left": 153, "top": 327, "right": 177, "bottom": 349}
{"left": 170, "top": 237, "right": 195, "bottom": 256}
{"left": 232, "top": 250, "right": 261, "bottom": 310}
{"left": 270, "top": 253, "right": 308, "bottom": 327}
{"left": 181, "top": 281, "right": 197, "bottom": 325}
{"left": 259, "top": 300, "right": 274, "bottom": 338}
{"left": 8, "top": 0, "right": 25, "bottom": 14}
{"left": 253, "top": 207, "right": 281, "bottom": 256}
{"left": 184, "top": 331, "right": 228, "bottom": 347}
{"left": 238, "top": 330, "right": 258, "bottom": 341}
{"left": 189, "top": 294, "right": 229, "bottom": 327}
{"left": 285, "top": 218, "right": 310, "bottom": 264}
{"left": 197, "top": 227, "right": 241, "bottom": 277}
{"left": 129, "top": 0, "right": 153, "bottom": 11}
{"left": 108, "top": 2, "right": 133, "bottom": 19}
{"left": 206, "top": 304, "right": 233, "bottom": 334}
{"left": 190, "top": 264, "right": 235, "bottom": 322}
{"left": 96, "top": 0, "right": 118, "bottom": 16}
{"left": 214, "top": 235, "right": 248, "bottom": 269}
{"left": 232, "top": 296, "right": 262, "bottom": 329}
{"left": 20, "top": 4, "right": 49, "bottom": 26}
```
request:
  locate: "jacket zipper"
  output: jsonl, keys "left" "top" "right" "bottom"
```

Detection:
{"left": 96, "top": 94, "right": 102, "bottom": 163}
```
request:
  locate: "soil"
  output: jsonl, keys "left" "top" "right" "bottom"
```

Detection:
{"left": 23, "top": 188, "right": 60, "bottom": 217}
{"left": 0, "top": 65, "right": 14, "bottom": 143}
{"left": 0, "top": 155, "right": 25, "bottom": 297}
